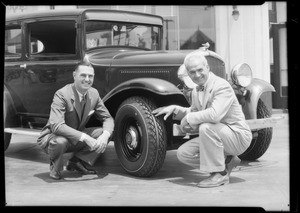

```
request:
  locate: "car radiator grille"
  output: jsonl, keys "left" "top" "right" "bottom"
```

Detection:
{"left": 206, "top": 56, "right": 226, "bottom": 79}
{"left": 120, "top": 68, "right": 171, "bottom": 81}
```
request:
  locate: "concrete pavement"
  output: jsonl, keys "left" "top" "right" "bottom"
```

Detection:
{"left": 4, "top": 113, "right": 290, "bottom": 210}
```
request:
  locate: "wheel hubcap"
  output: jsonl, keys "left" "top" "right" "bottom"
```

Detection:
{"left": 125, "top": 126, "right": 139, "bottom": 150}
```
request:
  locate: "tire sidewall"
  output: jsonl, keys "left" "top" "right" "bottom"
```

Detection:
{"left": 4, "top": 90, "right": 16, "bottom": 150}
{"left": 239, "top": 99, "right": 273, "bottom": 160}
{"left": 114, "top": 102, "right": 150, "bottom": 172}
{"left": 114, "top": 97, "right": 167, "bottom": 176}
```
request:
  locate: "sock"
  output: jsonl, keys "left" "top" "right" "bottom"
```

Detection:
{"left": 219, "top": 170, "right": 227, "bottom": 176}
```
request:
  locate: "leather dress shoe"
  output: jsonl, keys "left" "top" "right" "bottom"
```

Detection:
{"left": 66, "top": 160, "right": 97, "bottom": 175}
{"left": 197, "top": 172, "right": 229, "bottom": 188}
{"left": 50, "top": 170, "right": 62, "bottom": 180}
{"left": 225, "top": 155, "right": 241, "bottom": 175}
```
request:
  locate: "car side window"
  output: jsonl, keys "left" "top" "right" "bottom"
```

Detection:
{"left": 28, "top": 20, "right": 77, "bottom": 57}
{"left": 5, "top": 26, "right": 22, "bottom": 59}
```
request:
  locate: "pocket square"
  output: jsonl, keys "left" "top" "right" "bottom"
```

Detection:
{"left": 88, "top": 110, "right": 95, "bottom": 116}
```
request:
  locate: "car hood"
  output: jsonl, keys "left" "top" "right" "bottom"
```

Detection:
{"left": 87, "top": 48, "right": 194, "bottom": 67}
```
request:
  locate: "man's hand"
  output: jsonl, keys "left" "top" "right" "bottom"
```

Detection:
{"left": 152, "top": 105, "right": 177, "bottom": 120}
{"left": 180, "top": 115, "right": 193, "bottom": 133}
{"left": 83, "top": 135, "right": 99, "bottom": 151}
{"left": 95, "top": 131, "right": 110, "bottom": 154}
{"left": 180, "top": 115, "right": 189, "bottom": 127}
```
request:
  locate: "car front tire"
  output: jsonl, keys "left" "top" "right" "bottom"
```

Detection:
{"left": 114, "top": 96, "right": 167, "bottom": 177}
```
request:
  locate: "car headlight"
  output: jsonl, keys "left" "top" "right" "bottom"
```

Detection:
{"left": 231, "top": 63, "right": 252, "bottom": 87}
{"left": 177, "top": 64, "right": 197, "bottom": 89}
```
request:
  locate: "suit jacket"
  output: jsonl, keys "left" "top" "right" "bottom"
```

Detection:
{"left": 37, "top": 83, "right": 114, "bottom": 150}
{"left": 174, "top": 72, "right": 252, "bottom": 142}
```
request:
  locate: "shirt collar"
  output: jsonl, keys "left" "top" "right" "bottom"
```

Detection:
{"left": 76, "top": 89, "right": 87, "bottom": 102}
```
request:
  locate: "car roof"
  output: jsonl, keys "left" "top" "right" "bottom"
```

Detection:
{"left": 5, "top": 8, "right": 164, "bottom": 25}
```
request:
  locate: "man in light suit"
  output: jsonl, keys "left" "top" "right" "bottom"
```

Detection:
{"left": 153, "top": 51, "right": 252, "bottom": 187}
{"left": 37, "top": 58, "right": 114, "bottom": 180}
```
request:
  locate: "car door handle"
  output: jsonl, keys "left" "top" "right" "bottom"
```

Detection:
{"left": 20, "top": 64, "right": 27, "bottom": 69}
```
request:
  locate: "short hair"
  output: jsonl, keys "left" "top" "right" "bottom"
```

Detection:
{"left": 75, "top": 56, "right": 93, "bottom": 72}
{"left": 184, "top": 50, "right": 209, "bottom": 71}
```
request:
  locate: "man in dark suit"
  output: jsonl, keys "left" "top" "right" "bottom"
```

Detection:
{"left": 153, "top": 50, "right": 252, "bottom": 187}
{"left": 37, "top": 58, "right": 114, "bottom": 180}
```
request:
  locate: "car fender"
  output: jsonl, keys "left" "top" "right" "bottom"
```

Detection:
{"left": 103, "top": 77, "right": 183, "bottom": 102}
{"left": 243, "top": 78, "right": 275, "bottom": 119}
{"left": 102, "top": 77, "right": 189, "bottom": 117}
{"left": 4, "top": 85, "right": 16, "bottom": 115}
{"left": 4, "top": 85, "right": 20, "bottom": 128}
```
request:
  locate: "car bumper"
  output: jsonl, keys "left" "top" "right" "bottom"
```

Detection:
{"left": 173, "top": 114, "right": 286, "bottom": 136}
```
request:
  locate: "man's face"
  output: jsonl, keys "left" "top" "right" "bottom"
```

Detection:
{"left": 186, "top": 56, "right": 210, "bottom": 86}
{"left": 73, "top": 65, "right": 94, "bottom": 94}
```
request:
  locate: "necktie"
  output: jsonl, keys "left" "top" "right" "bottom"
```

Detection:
{"left": 196, "top": 85, "right": 205, "bottom": 92}
{"left": 80, "top": 95, "right": 86, "bottom": 119}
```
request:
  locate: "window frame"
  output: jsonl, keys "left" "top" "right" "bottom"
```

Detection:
{"left": 83, "top": 20, "right": 162, "bottom": 51}
{"left": 5, "top": 23, "right": 23, "bottom": 61}
{"left": 24, "top": 17, "right": 80, "bottom": 61}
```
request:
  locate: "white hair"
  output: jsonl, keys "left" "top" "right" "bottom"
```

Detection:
{"left": 184, "top": 50, "right": 208, "bottom": 71}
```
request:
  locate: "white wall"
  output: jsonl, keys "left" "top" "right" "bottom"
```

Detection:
{"left": 276, "top": 2, "right": 287, "bottom": 23}
{"left": 215, "top": 4, "right": 270, "bottom": 83}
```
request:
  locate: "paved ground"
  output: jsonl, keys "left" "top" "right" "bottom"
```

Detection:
{"left": 4, "top": 112, "right": 290, "bottom": 210}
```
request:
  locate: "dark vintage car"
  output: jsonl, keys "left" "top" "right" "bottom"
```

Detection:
{"left": 4, "top": 8, "right": 281, "bottom": 177}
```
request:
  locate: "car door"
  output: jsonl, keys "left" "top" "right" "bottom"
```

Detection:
{"left": 4, "top": 21, "right": 27, "bottom": 113}
{"left": 19, "top": 18, "right": 81, "bottom": 122}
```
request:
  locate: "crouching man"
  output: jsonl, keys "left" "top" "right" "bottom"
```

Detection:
{"left": 153, "top": 51, "right": 252, "bottom": 187}
{"left": 37, "top": 59, "right": 114, "bottom": 180}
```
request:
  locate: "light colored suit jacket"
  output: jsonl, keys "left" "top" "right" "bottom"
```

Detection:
{"left": 37, "top": 83, "right": 114, "bottom": 150}
{"left": 174, "top": 72, "right": 252, "bottom": 143}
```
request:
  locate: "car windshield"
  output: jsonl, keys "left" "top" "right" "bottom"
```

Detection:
{"left": 85, "top": 21, "right": 160, "bottom": 51}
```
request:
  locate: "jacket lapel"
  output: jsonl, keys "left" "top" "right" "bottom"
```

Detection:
{"left": 202, "top": 72, "right": 216, "bottom": 109}
{"left": 71, "top": 84, "right": 82, "bottom": 121}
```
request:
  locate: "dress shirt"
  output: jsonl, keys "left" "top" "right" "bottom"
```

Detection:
{"left": 76, "top": 89, "right": 87, "bottom": 102}
{"left": 195, "top": 72, "right": 211, "bottom": 112}
{"left": 75, "top": 89, "right": 111, "bottom": 142}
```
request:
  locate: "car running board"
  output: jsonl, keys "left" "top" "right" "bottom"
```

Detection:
{"left": 4, "top": 127, "right": 41, "bottom": 137}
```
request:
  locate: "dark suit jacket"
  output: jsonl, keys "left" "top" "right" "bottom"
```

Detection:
{"left": 37, "top": 83, "right": 114, "bottom": 150}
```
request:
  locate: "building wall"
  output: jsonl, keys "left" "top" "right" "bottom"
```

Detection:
{"left": 5, "top": 4, "right": 271, "bottom": 83}
{"left": 215, "top": 4, "right": 270, "bottom": 83}
{"left": 275, "top": 2, "right": 287, "bottom": 23}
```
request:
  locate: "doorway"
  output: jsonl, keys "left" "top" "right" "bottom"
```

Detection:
{"left": 270, "top": 23, "right": 288, "bottom": 109}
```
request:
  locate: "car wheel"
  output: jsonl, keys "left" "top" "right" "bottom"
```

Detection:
{"left": 4, "top": 133, "right": 12, "bottom": 150}
{"left": 239, "top": 99, "right": 273, "bottom": 160}
{"left": 114, "top": 96, "right": 167, "bottom": 177}
{"left": 4, "top": 91, "right": 14, "bottom": 151}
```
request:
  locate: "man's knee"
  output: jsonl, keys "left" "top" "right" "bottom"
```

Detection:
{"left": 176, "top": 145, "right": 184, "bottom": 159}
{"left": 49, "top": 136, "right": 69, "bottom": 149}
{"left": 84, "top": 127, "right": 103, "bottom": 139}
{"left": 199, "top": 123, "right": 213, "bottom": 134}
{"left": 199, "top": 123, "right": 219, "bottom": 142}
{"left": 177, "top": 146, "right": 188, "bottom": 164}
{"left": 177, "top": 143, "right": 200, "bottom": 168}
{"left": 177, "top": 143, "right": 197, "bottom": 160}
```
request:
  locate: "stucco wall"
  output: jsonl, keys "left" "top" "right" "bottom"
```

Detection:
{"left": 215, "top": 4, "right": 270, "bottom": 83}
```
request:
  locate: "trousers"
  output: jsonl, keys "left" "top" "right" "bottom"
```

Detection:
{"left": 177, "top": 122, "right": 251, "bottom": 173}
{"left": 47, "top": 127, "right": 103, "bottom": 173}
